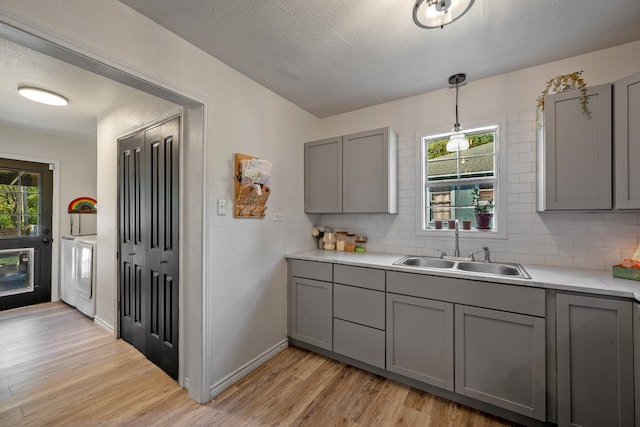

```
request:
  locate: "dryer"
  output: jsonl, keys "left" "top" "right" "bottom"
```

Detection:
{"left": 74, "top": 235, "right": 97, "bottom": 318}
{"left": 60, "top": 235, "right": 76, "bottom": 306}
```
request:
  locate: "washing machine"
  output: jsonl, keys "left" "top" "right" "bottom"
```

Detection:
{"left": 60, "top": 235, "right": 77, "bottom": 306}
{"left": 74, "top": 235, "right": 97, "bottom": 318}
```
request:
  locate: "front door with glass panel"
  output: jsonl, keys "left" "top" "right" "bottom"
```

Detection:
{"left": 0, "top": 158, "right": 53, "bottom": 310}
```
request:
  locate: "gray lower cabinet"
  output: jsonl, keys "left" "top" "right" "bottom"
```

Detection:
{"left": 635, "top": 304, "right": 640, "bottom": 427}
{"left": 288, "top": 260, "right": 333, "bottom": 350}
{"left": 556, "top": 293, "right": 635, "bottom": 427}
{"left": 386, "top": 293, "right": 454, "bottom": 391}
{"left": 455, "top": 305, "right": 546, "bottom": 421}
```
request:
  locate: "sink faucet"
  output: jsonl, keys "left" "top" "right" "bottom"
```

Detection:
{"left": 453, "top": 219, "right": 460, "bottom": 257}
{"left": 482, "top": 245, "right": 491, "bottom": 262}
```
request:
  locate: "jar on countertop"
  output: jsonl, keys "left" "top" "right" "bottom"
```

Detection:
{"left": 355, "top": 235, "right": 367, "bottom": 253}
{"left": 345, "top": 233, "right": 356, "bottom": 252}
{"left": 336, "top": 231, "right": 347, "bottom": 251}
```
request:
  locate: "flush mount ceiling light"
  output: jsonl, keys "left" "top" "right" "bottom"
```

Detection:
{"left": 413, "top": 0, "right": 474, "bottom": 29}
{"left": 446, "top": 73, "right": 470, "bottom": 152}
{"left": 17, "top": 86, "right": 69, "bottom": 106}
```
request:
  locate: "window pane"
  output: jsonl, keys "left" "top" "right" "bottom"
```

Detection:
{"left": 21, "top": 172, "right": 39, "bottom": 189}
{"left": 423, "top": 127, "right": 498, "bottom": 232}
{"left": 427, "top": 158, "right": 458, "bottom": 181}
{"left": 0, "top": 169, "right": 19, "bottom": 186}
{"left": 426, "top": 138, "right": 451, "bottom": 160}
{"left": 20, "top": 215, "right": 39, "bottom": 236}
{"left": 0, "top": 215, "right": 18, "bottom": 237}
{"left": 0, "top": 191, "right": 18, "bottom": 214}
{"left": 0, "top": 248, "right": 34, "bottom": 297}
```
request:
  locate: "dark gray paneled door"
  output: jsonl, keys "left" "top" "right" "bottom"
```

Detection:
{"left": 119, "top": 117, "right": 180, "bottom": 379}
{"left": 0, "top": 159, "right": 53, "bottom": 311}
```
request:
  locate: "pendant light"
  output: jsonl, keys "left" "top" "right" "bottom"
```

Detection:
{"left": 413, "top": 0, "right": 475, "bottom": 29}
{"left": 446, "top": 73, "right": 470, "bottom": 152}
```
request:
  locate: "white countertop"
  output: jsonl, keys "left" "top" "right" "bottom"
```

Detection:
{"left": 286, "top": 249, "right": 640, "bottom": 302}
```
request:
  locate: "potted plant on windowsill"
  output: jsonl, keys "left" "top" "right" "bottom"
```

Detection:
{"left": 473, "top": 189, "right": 494, "bottom": 230}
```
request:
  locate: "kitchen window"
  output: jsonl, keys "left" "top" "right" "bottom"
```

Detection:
{"left": 419, "top": 123, "right": 503, "bottom": 235}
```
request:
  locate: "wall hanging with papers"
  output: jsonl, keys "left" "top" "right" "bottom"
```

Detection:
{"left": 234, "top": 153, "right": 271, "bottom": 218}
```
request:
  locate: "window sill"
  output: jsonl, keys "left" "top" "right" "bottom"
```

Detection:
{"left": 416, "top": 228, "right": 507, "bottom": 240}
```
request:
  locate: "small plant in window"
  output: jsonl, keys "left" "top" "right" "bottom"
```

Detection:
{"left": 472, "top": 189, "right": 493, "bottom": 213}
{"left": 536, "top": 71, "right": 591, "bottom": 125}
{"left": 473, "top": 189, "right": 494, "bottom": 230}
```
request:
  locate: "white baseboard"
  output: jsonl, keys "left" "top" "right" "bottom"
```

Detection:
{"left": 93, "top": 315, "right": 115, "bottom": 336}
{"left": 209, "top": 339, "right": 289, "bottom": 399}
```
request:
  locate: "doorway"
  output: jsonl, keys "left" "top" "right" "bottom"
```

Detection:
{"left": 0, "top": 158, "right": 53, "bottom": 310}
{"left": 118, "top": 117, "right": 180, "bottom": 380}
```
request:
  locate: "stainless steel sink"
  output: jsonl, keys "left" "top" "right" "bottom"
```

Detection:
{"left": 394, "top": 256, "right": 531, "bottom": 279}
{"left": 395, "top": 256, "right": 455, "bottom": 269}
{"left": 457, "top": 261, "right": 528, "bottom": 277}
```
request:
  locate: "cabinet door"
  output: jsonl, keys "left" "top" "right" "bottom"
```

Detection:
{"left": 614, "top": 72, "right": 640, "bottom": 209}
{"left": 455, "top": 305, "right": 546, "bottom": 421}
{"left": 635, "top": 304, "right": 640, "bottom": 427}
{"left": 556, "top": 294, "right": 634, "bottom": 427}
{"left": 343, "top": 127, "right": 398, "bottom": 213}
{"left": 304, "top": 136, "right": 342, "bottom": 213}
{"left": 543, "top": 84, "right": 612, "bottom": 210}
{"left": 289, "top": 277, "right": 332, "bottom": 350}
{"left": 386, "top": 293, "right": 454, "bottom": 390}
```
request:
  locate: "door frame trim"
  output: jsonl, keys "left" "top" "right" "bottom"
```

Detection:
{"left": 0, "top": 15, "right": 209, "bottom": 404}
{"left": 0, "top": 152, "right": 60, "bottom": 301}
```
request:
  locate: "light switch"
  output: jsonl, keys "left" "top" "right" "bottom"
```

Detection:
{"left": 217, "top": 199, "right": 226, "bottom": 215}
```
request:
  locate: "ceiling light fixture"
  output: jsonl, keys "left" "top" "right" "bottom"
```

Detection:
{"left": 17, "top": 86, "right": 69, "bottom": 106}
{"left": 413, "top": 0, "right": 474, "bottom": 29}
{"left": 446, "top": 73, "right": 470, "bottom": 152}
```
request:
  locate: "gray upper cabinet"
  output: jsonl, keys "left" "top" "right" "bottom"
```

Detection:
{"left": 614, "top": 72, "right": 640, "bottom": 209}
{"left": 455, "top": 305, "right": 546, "bottom": 421}
{"left": 304, "top": 127, "right": 398, "bottom": 213}
{"left": 342, "top": 128, "right": 398, "bottom": 213}
{"left": 556, "top": 293, "right": 635, "bottom": 427}
{"left": 539, "top": 84, "right": 612, "bottom": 210}
{"left": 304, "top": 136, "right": 343, "bottom": 213}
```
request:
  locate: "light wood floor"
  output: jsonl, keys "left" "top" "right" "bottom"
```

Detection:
{"left": 0, "top": 302, "right": 517, "bottom": 426}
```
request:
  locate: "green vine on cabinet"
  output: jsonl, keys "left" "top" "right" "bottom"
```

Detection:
{"left": 536, "top": 71, "right": 591, "bottom": 125}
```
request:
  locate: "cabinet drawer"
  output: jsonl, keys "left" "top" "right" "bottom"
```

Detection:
{"left": 334, "top": 264, "right": 385, "bottom": 291}
{"left": 334, "top": 318, "right": 385, "bottom": 369}
{"left": 290, "top": 260, "right": 332, "bottom": 282}
{"left": 387, "top": 271, "right": 545, "bottom": 317}
{"left": 334, "top": 284, "right": 385, "bottom": 329}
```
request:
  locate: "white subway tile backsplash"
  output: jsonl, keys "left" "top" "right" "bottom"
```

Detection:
{"left": 305, "top": 111, "right": 640, "bottom": 271}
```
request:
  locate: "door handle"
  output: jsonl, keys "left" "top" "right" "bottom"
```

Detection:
{"left": 42, "top": 238, "right": 50, "bottom": 244}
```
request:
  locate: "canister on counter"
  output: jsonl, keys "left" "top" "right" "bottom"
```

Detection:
{"left": 336, "top": 231, "right": 347, "bottom": 251}
{"left": 345, "top": 233, "right": 356, "bottom": 252}
{"left": 355, "top": 235, "right": 367, "bottom": 253}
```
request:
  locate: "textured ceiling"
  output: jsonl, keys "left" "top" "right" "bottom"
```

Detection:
{"left": 0, "top": 37, "right": 163, "bottom": 138}
{"left": 119, "top": 0, "right": 640, "bottom": 117}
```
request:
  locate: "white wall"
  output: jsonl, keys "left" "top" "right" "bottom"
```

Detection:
{"left": 0, "top": 0, "right": 321, "bottom": 403}
{"left": 318, "top": 41, "right": 640, "bottom": 270}
{"left": 0, "top": 120, "right": 97, "bottom": 300}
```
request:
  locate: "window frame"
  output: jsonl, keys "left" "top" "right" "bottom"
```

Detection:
{"left": 415, "top": 119, "right": 507, "bottom": 239}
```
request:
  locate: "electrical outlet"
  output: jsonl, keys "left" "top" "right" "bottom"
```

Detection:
{"left": 217, "top": 199, "right": 226, "bottom": 215}
{"left": 273, "top": 212, "right": 284, "bottom": 222}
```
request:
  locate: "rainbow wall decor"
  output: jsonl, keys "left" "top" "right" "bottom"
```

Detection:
{"left": 68, "top": 197, "right": 97, "bottom": 213}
